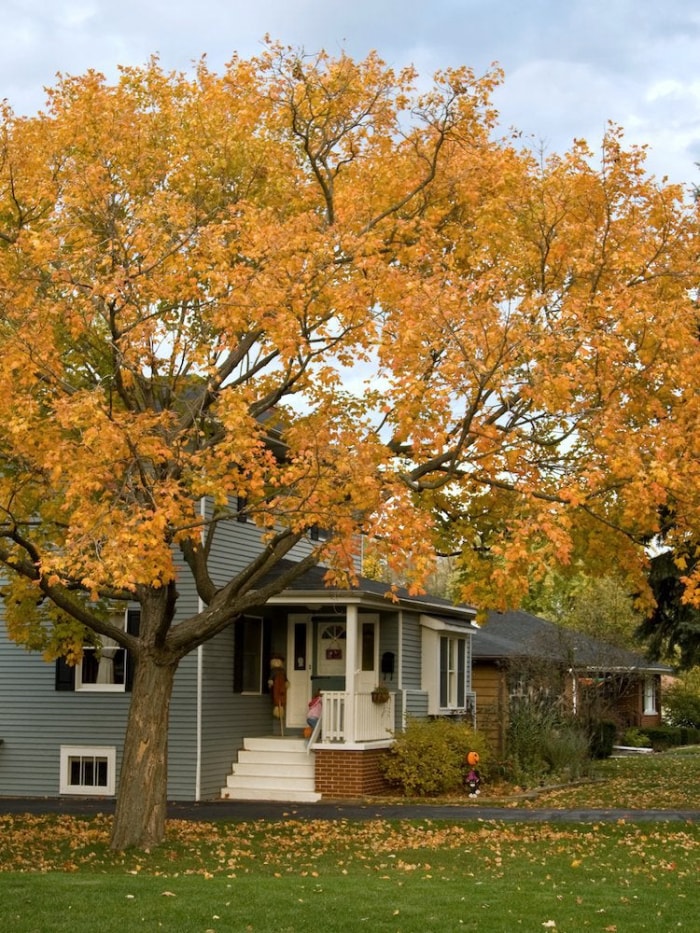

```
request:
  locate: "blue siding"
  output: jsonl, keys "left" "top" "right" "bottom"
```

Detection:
{"left": 400, "top": 612, "right": 423, "bottom": 690}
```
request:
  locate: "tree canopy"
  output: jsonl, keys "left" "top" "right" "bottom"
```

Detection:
{"left": 0, "top": 42, "right": 698, "bottom": 847}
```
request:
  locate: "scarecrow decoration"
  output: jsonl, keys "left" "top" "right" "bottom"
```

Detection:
{"left": 463, "top": 750, "right": 481, "bottom": 797}
{"left": 268, "top": 654, "right": 288, "bottom": 735}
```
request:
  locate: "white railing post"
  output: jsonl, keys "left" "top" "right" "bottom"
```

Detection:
{"left": 344, "top": 605, "right": 358, "bottom": 743}
{"left": 318, "top": 691, "right": 395, "bottom": 743}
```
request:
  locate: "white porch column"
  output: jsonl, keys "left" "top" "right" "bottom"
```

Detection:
{"left": 344, "top": 605, "right": 358, "bottom": 743}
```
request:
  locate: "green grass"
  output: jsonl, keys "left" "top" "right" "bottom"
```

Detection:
{"left": 1, "top": 750, "right": 699, "bottom": 932}
{"left": 517, "top": 744, "right": 700, "bottom": 810}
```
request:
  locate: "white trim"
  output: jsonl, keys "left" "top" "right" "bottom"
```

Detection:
{"left": 420, "top": 614, "right": 476, "bottom": 634}
{"left": 643, "top": 675, "right": 658, "bottom": 715}
{"left": 75, "top": 611, "right": 128, "bottom": 692}
{"left": 60, "top": 745, "right": 116, "bottom": 796}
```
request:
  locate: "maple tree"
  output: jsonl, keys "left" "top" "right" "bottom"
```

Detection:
{"left": 0, "top": 42, "right": 698, "bottom": 849}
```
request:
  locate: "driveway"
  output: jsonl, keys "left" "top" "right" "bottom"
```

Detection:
{"left": 1, "top": 796, "right": 698, "bottom": 823}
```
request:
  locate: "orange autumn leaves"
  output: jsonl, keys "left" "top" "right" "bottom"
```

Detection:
{"left": 0, "top": 41, "right": 698, "bottom": 633}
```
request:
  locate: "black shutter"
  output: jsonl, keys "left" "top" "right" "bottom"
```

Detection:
{"left": 233, "top": 620, "right": 243, "bottom": 693}
{"left": 125, "top": 608, "right": 140, "bottom": 692}
{"left": 262, "top": 618, "right": 272, "bottom": 675}
{"left": 55, "top": 657, "right": 75, "bottom": 691}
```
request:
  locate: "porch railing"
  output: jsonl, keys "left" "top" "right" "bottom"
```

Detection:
{"left": 320, "top": 691, "right": 395, "bottom": 744}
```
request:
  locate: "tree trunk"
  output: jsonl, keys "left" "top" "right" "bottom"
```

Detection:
{"left": 110, "top": 652, "right": 178, "bottom": 850}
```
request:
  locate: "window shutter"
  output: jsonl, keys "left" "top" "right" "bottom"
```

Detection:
{"left": 233, "top": 620, "right": 244, "bottom": 693}
{"left": 55, "top": 657, "right": 76, "bottom": 691}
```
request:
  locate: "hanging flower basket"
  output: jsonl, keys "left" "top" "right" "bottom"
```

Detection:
{"left": 371, "top": 684, "right": 390, "bottom": 705}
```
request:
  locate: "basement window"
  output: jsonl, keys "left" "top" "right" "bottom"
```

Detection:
{"left": 59, "top": 745, "right": 116, "bottom": 796}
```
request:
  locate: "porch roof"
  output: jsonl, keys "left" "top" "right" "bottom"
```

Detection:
{"left": 259, "top": 559, "right": 477, "bottom": 623}
{"left": 472, "top": 608, "right": 671, "bottom": 674}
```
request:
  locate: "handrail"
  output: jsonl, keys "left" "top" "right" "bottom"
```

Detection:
{"left": 306, "top": 710, "right": 323, "bottom": 754}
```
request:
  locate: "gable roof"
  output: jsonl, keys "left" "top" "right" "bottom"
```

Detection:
{"left": 472, "top": 608, "right": 670, "bottom": 674}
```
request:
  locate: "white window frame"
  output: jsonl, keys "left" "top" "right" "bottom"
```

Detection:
{"left": 60, "top": 745, "right": 116, "bottom": 796}
{"left": 643, "top": 675, "right": 658, "bottom": 715}
{"left": 440, "top": 634, "right": 467, "bottom": 709}
{"left": 421, "top": 615, "right": 473, "bottom": 715}
{"left": 75, "top": 612, "right": 128, "bottom": 693}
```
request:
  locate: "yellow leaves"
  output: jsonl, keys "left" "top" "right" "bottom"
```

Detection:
{"left": 0, "top": 43, "right": 698, "bottom": 637}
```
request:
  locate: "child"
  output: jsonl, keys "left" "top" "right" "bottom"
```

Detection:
{"left": 307, "top": 692, "right": 322, "bottom": 729}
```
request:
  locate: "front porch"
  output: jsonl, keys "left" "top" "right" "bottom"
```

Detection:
{"left": 315, "top": 689, "right": 396, "bottom": 744}
{"left": 221, "top": 691, "right": 396, "bottom": 801}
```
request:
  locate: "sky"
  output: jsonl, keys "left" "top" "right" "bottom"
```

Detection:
{"left": 3, "top": 0, "right": 700, "bottom": 188}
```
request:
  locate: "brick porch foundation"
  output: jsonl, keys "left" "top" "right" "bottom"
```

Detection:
{"left": 314, "top": 747, "right": 391, "bottom": 797}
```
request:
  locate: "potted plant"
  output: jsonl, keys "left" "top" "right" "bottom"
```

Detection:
{"left": 371, "top": 683, "right": 390, "bottom": 704}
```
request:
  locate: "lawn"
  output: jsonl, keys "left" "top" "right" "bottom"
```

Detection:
{"left": 1, "top": 749, "right": 698, "bottom": 932}
{"left": 515, "top": 745, "right": 700, "bottom": 810}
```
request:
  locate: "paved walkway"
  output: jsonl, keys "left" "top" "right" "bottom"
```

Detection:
{"left": 1, "top": 796, "right": 698, "bottom": 823}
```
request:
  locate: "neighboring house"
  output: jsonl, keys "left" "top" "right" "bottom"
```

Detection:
{"left": 0, "top": 514, "right": 477, "bottom": 803}
{"left": 471, "top": 609, "right": 670, "bottom": 756}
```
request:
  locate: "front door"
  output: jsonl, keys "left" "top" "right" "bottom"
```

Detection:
{"left": 286, "top": 615, "right": 313, "bottom": 727}
{"left": 316, "top": 620, "right": 347, "bottom": 678}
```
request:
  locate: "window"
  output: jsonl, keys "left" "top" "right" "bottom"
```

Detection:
{"left": 309, "top": 525, "right": 329, "bottom": 542}
{"left": 440, "top": 635, "right": 467, "bottom": 709}
{"left": 76, "top": 632, "right": 126, "bottom": 692}
{"left": 233, "top": 616, "right": 267, "bottom": 693}
{"left": 60, "top": 745, "right": 116, "bottom": 796}
{"left": 361, "top": 621, "right": 376, "bottom": 672}
{"left": 644, "top": 675, "right": 658, "bottom": 715}
{"left": 55, "top": 608, "right": 139, "bottom": 693}
{"left": 236, "top": 496, "right": 248, "bottom": 522}
{"left": 421, "top": 615, "right": 474, "bottom": 715}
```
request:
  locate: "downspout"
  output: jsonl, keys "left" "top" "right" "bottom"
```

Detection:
{"left": 194, "top": 496, "right": 206, "bottom": 801}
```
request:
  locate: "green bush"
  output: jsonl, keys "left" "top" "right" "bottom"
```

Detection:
{"left": 680, "top": 726, "right": 700, "bottom": 745}
{"left": 621, "top": 727, "right": 652, "bottom": 748}
{"left": 380, "top": 717, "right": 489, "bottom": 796}
{"left": 664, "top": 682, "right": 700, "bottom": 729}
{"left": 640, "top": 725, "right": 682, "bottom": 750}
{"left": 541, "top": 723, "right": 592, "bottom": 780}
{"left": 504, "top": 696, "right": 593, "bottom": 785}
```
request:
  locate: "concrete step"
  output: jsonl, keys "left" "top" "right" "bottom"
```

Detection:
{"left": 242, "top": 736, "right": 307, "bottom": 752}
{"left": 232, "top": 760, "right": 313, "bottom": 778}
{"left": 225, "top": 773, "right": 316, "bottom": 792}
{"left": 221, "top": 735, "right": 322, "bottom": 803}
{"left": 221, "top": 785, "right": 322, "bottom": 803}
{"left": 235, "top": 749, "right": 310, "bottom": 767}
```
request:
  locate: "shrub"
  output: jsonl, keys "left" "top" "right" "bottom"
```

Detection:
{"left": 503, "top": 696, "right": 593, "bottom": 785}
{"left": 380, "top": 717, "right": 489, "bottom": 796}
{"left": 641, "top": 725, "right": 683, "bottom": 750}
{"left": 621, "top": 727, "right": 652, "bottom": 748}
{"left": 664, "top": 681, "right": 700, "bottom": 729}
{"left": 680, "top": 726, "right": 700, "bottom": 745}
{"left": 541, "top": 723, "right": 592, "bottom": 780}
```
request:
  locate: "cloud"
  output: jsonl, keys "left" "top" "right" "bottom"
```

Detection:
{"left": 2, "top": 0, "right": 699, "bottom": 183}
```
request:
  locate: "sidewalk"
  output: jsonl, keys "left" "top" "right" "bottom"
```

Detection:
{"left": 1, "top": 796, "right": 698, "bottom": 823}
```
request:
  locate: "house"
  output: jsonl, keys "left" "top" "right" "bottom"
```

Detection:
{"left": 0, "top": 513, "right": 477, "bottom": 803}
{"left": 471, "top": 609, "right": 671, "bottom": 755}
